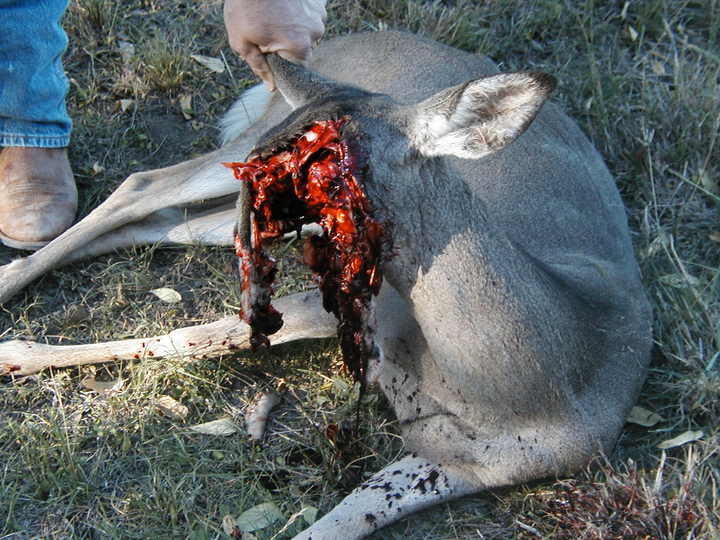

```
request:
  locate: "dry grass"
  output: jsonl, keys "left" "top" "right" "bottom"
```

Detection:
{"left": 1, "top": 0, "right": 719, "bottom": 539}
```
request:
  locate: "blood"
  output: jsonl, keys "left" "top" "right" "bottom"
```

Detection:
{"left": 225, "top": 119, "right": 384, "bottom": 385}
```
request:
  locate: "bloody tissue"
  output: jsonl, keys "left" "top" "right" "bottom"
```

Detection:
{"left": 225, "top": 119, "right": 384, "bottom": 385}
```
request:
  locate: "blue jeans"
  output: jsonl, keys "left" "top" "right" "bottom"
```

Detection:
{"left": 0, "top": 0, "right": 71, "bottom": 148}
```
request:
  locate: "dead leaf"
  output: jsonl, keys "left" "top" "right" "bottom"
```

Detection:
{"left": 66, "top": 304, "right": 91, "bottom": 324}
{"left": 188, "top": 418, "right": 239, "bottom": 436}
{"left": 179, "top": 94, "right": 194, "bottom": 120}
{"left": 81, "top": 376, "right": 125, "bottom": 395}
{"left": 190, "top": 54, "right": 226, "bottom": 73}
{"left": 301, "top": 506, "right": 318, "bottom": 526}
{"left": 118, "top": 40, "right": 134, "bottom": 64}
{"left": 222, "top": 515, "right": 238, "bottom": 537}
{"left": 709, "top": 233, "right": 720, "bottom": 243}
{"left": 156, "top": 395, "right": 189, "bottom": 421}
{"left": 222, "top": 515, "right": 250, "bottom": 539}
{"left": 245, "top": 391, "right": 282, "bottom": 442}
{"left": 696, "top": 169, "right": 717, "bottom": 195}
{"left": 644, "top": 231, "right": 670, "bottom": 259}
{"left": 91, "top": 162, "right": 105, "bottom": 176}
{"left": 651, "top": 61, "right": 666, "bottom": 75}
{"left": 269, "top": 505, "right": 319, "bottom": 538}
{"left": 118, "top": 99, "right": 134, "bottom": 112}
{"left": 235, "top": 502, "right": 283, "bottom": 532}
{"left": 657, "top": 430, "right": 704, "bottom": 450}
{"left": 628, "top": 26, "right": 639, "bottom": 41}
{"left": 325, "top": 423, "right": 339, "bottom": 444}
{"left": 620, "top": 1, "right": 629, "bottom": 19}
{"left": 627, "top": 406, "right": 662, "bottom": 427}
{"left": 150, "top": 287, "right": 182, "bottom": 303}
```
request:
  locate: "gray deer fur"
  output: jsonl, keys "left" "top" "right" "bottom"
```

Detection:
{"left": 0, "top": 31, "right": 652, "bottom": 539}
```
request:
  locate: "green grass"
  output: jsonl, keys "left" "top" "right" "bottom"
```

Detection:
{"left": 1, "top": 0, "right": 719, "bottom": 538}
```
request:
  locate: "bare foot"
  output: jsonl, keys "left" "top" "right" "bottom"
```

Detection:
{"left": 0, "top": 147, "right": 77, "bottom": 250}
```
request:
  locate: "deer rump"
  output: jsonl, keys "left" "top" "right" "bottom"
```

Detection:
{"left": 226, "top": 118, "right": 385, "bottom": 387}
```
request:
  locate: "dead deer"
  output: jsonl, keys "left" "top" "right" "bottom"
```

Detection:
{"left": 0, "top": 31, "right": 652, "bottom": 539}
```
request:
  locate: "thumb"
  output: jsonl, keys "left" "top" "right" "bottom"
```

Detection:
{"left": 244, "top": 45, "right": 276, "bottom": 91}
{"left": 276, "top": 49, "right": 311, "bottom": 68}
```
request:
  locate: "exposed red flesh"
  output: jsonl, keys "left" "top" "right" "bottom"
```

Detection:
{"left": 225, "top": 119, "right": 384, "bottom": 385}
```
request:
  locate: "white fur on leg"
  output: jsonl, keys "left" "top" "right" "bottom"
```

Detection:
{"left": 219, "top": 84, "right": 275, "bottom": 145}
{"left": 364, "top": 344, "right": 384, "bottom": 386}
{"left": 291, "top": 455, "right": 479, "bottom": 540}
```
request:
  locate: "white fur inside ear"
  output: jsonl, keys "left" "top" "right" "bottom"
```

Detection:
{"left": 421, "top": 105, "right": 492, "bottom": 159}
{"left": 218, "top": 84, "right": 274, "bottom": 146}
{"left": 413, "top": 72, "right": 552, "bottom": 159}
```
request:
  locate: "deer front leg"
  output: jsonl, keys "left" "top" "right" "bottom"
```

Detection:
{"left": 0, "top": 315, "right": 247, "bottom": 377}
{"left": 292, "top": 454, "right": 480, "bottom": 540}
{"left": 51, "top": 202, "right": 322, "bottom": 270}
{"left": 1, "top": 290, "right": 336, "bottom": 376}
{"left": 38, "top": 201, "right": 238, "bottom": 269}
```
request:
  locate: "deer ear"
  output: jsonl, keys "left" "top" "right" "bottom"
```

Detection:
{"left": 266, "top": 54, "right": 346, "bottom": 110}
{"left": 409, "top": 71, "right": 556, "bottom": 159}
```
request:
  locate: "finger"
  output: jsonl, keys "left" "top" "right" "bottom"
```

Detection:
{"left": 276, "top": 49, "right": 310, "bottom": 68}
{"left": 306, "top": 0, "right": 328, "bottom": 21}
{"left": 243, "top": 46, "right": 276, "bottom": 91}
{"left": 303, "top": 0, "right": 327, "bottom": 43}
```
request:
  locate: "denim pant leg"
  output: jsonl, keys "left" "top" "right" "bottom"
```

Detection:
{"left": 0, "top": 0, "right": 71, "bottom": 148}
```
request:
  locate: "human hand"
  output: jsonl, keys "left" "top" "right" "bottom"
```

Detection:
{"left": 224, "top": 0, "right": 326, "bottom": 91}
